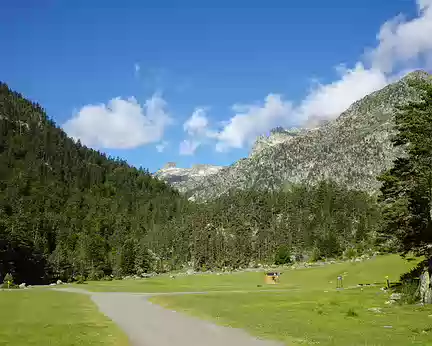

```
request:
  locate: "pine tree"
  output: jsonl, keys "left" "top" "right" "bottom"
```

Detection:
{"left": 378, "top": 77, "right": 432, "bottom": 269}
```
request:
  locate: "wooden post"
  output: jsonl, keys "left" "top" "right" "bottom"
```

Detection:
{"left": 337, "top": 276, "right": 343, "bottom": 288}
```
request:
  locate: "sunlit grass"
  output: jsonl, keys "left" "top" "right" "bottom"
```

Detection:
{"left": 70, "top": 254, "right": 419, "bottom": 293}
{"left": 0, "top": 289, "right": 129, "bottom": 346}
{"left": 152, "top": 287, "right": 432, "bottom": 345}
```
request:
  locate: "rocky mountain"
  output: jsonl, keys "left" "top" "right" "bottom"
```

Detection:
{"left": 154, "top": 162, "right": 224, "bottom": 193}
{"left": 182, "top": 70, "right": 431, "bottom": 201}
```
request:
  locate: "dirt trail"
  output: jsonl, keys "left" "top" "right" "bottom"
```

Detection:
{"left": 56, "top": 287, "right": 283, "bottom": 346}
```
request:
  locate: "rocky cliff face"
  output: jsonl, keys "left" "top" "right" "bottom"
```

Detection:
{"left": 154, "top": 163, "right": 224, "bottom": 193}
{"left": 180, "top": 71, "right": 431, "bottom": 200}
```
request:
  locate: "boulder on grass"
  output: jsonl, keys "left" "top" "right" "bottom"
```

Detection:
{"left": 19, "top": 283, "right": 26, "bottom": 289}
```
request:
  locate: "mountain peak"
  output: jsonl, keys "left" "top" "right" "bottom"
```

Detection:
{"left": 401, "top": 70, "right": 431, "bottom": 82}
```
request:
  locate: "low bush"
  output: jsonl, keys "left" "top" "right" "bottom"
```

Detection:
{"left": 274, "top": 245, "right": 292, "bottom": 265}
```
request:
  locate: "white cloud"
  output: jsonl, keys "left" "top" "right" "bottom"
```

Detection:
{"left": 156, "top": 141, "right": 168, "bottom": 153}
{"left": 64, "top": 94, "right": 172, "bottom": 149}
{"left": 205, "top": 0, "right": 432, "bottom": 152}
{"left": 183, "top": 108, "right": 209, "bottom": 136}
{"left": 215, "top": 94, "right": 292, "bottom": 152}
{"left": 212, "top": 65, "right": 386, "bottom": 151}
{"left": 179, "top": 139, "right": 200, "bottom": 156}
{"left": 179, "top": 107, "right": 218, "bottom": 155}
{"left": 368, "top": 0, "right": 432, "bottom": 73}
{"left": 297, "top": 63, "right": 387, "bottom": 122}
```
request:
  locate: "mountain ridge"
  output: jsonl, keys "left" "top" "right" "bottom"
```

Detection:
{"left": 159, "top": 70, "right": 431, "bottom": 201}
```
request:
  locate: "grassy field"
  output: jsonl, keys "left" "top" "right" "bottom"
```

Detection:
{"left": 54, "top": 254, "right": 432, "bottom": 345}
{"left": 151, "top": 287, "right": 432, "bottom": 346}
{"left": 70, "top": 254, "right": 418, "bottom": 293}
{"left": 133, "top": 255, "right": 431, "bottom": 346}
{"left": 0, "top": 289, "right": 129, "bottom": 346}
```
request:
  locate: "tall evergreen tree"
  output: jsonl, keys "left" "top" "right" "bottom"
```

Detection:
{"left": 378, "top": 78, "right": 432, "bottom": 269}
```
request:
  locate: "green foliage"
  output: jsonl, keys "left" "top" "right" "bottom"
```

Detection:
{"left": 1, "top": 273, "right": 16, "bottom": 288}
{"left": 0, "top": 82, "right": 188, "bottom": 284}
{"left": 274, "top": 245, "right": 292, "bottom": 265}
{"left": 310, "top": 247, "right": 322, "bottom": 262}
{"left": 400, "top": 259, "right": 428, "bottom": 282}
{"left": 74, "top": 275, "right": 86, "bottom": 284}
{"left": 398, "top": 281, "right": 420, "bottom": 305}
{"left": 378, "top": 77, "right": 432, "bottom": 262}
{"left": 343, "top": 247, "right": 357, "bottom": 260}
{"left": 345, "top": 308, "right": 358, "bottom": 317}
{"left": 3, "top": 273, "right": 13, "bottom": 285}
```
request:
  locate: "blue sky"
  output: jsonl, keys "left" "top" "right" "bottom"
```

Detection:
{"left": 1, "top": 0, "right": 431, "bottom": 172}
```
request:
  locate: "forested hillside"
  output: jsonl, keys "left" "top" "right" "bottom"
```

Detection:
{"left": 0, "top": 83, "right": 190, "bottom": 284}
{"left": 158, "top": 182, "right": 382, "bottom": 270}
{"left": 0, "top": 83, "right": 383, "bottom": 285}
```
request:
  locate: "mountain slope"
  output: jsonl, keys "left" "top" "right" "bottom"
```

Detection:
{"left": 187, "top": 71, "right": 431, "bottom": 201}
{"left": 155, "top": 162, "right": 224, "bottom": 193}
{"left": 0, "top": 83, "right": 188, "bottom": 284}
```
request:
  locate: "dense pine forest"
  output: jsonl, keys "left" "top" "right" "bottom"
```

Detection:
{"left": 0, "top": 82, "right": 383, "bottom": 285}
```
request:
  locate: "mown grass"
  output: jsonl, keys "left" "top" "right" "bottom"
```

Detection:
{"left": 70, "top": 254, "right": 418, "bottom": 293}
{"left": 141, "top": 254, "right": 430, "bottom": 346}
{"left": 0, "top": 289, "right": 129, "bottom": 346}
{"left": 151, "top": 287, "right": 432, "bottom": 345}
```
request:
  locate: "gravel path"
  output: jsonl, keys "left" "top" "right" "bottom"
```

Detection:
{"left": 56, "top": 287, "right": 283, "bottom": 346}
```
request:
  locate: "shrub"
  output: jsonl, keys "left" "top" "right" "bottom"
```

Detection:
{"left": 1, "top": 273, "right": 17, "bottom": 289}
{"left": 274, "top": 245, "right": 292, "bottom": 265}
{"left": 398, "top": 281, "right": 420, "bottom": 305}
{"left": 3, "top": 273, "right": 13, "bottom": 285}
{"left": 310, "top": 247, "right": 322, "bottom": 262}
{"left": 343, "top": 247, "right": 357, "bottom": 260}
{"left": 74, "top": 275, "right": 86, "bottom": 284}
{"left": 346, "top": 308, "right": 358, "bottom": 317}
{"left": 87, "top": 268, "right": 104, "bottom": 281}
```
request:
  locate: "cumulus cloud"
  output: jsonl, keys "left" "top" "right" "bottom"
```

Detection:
{"left": 368, "top": 0, "right": 432, "bottom": 73}
{"left": 203, "top": 0, "right": 432, "bottom": 151}
{"left": 215, "top": 95, "right": 292, "bottom": 152}
{"left": 64, "top": 94, "right": 172, "bottom": 149}
{"left": 183, "top": 108, "right": 209, "bottom": 136}
{"left": 297, "top": 63, "right": 387, "bottom": 122}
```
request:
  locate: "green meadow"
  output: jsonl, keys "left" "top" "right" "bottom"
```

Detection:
{"left": 3, "top": 255, "right": 431, "bottom": 346}
{"left": 152, "top": 287, "right": 432, "bottom": 346}
{"left": 146, "top": 255, "right": 432, "bottom": 345}
{"left": 70, "top": 254, "right": 417, "bottom": 293}
{"left": 0, "top": 289, "right": 128, "bottom": 346}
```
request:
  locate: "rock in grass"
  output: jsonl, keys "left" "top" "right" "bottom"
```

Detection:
{"left": 368, "top": 307, "right": 382, "bottom": 313}
{"left": 390, "top": 293, "right": 402, "bottom": 300}
{"left": 19, "top": 283, "right": 26, "bottom": 289}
